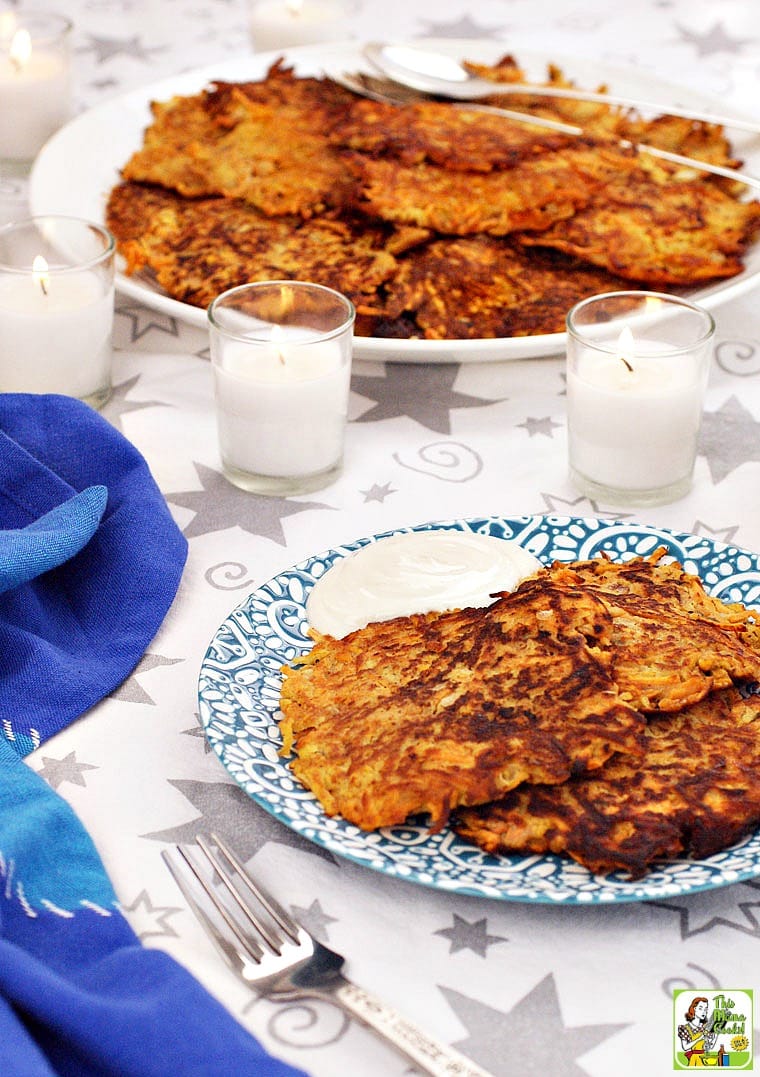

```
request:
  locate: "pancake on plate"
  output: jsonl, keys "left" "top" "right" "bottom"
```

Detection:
{"left": 279, "top": 582, "right": 644, "bottom": 831}
{"left": 345, "top": 143, "right": 637, "bottom": 237}
{"left": 377, "top": 236, "right": 638, "bottom": 339}
{"left": 106, "top": 55, "right": 760, "bottom": 340}
{"left": 279, "top": 549, "right": 760, "bottom": 876}
{"left": 453, "top": 686, "right": 760, "bottom": 878}
{"left": 106, "top": 181, "right": 405, "bottom": 320}
{"left": 533, "top": 551, "right": 760, "bottom": 711}
{"left": 517, "top": 170, "right": 760, "bottom": 284}
{"left": 121, "top": 63, "right": 357, "bottom": 217}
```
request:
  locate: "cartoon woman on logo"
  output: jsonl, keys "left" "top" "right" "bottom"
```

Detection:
{"left": 678, "top": 996, "right": 717, "bottom": 1066}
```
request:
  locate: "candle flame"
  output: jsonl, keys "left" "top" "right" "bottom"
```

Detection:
{"left": 32, "top": 255, "right": 50, "bottom": 296}
{"left": 9, "top": 28, "right": 32, "bottom": 72}
{"left": 285, "top": 0, "right": 303, "bottom": 14}
{"left": 617, "top": 326, "right": 635, "bottom": 373}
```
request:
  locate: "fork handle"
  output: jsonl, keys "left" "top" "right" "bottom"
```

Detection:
{"left": 330, "top": 977, "right": 492, "bottom": 1077}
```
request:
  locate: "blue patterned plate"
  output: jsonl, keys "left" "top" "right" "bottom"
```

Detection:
{"left": 198, "top": 515, "right": 760, "bottom": 905}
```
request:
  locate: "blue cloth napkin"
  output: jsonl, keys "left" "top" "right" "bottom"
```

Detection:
{"left": 0, "top": 737, "right": 309, "bottom": 1076}
{"left": 0, "top": 393, "right": 188, "bottom": 756}
{"left": 0, "top": 485, "right": 107, "bottom": 594}
{"left": 0, "top": 398, "right": 309, "bottom": 1073}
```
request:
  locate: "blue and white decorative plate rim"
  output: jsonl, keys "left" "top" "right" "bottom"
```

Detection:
{"left": 197, "top": 513, "right": 760, "bottom": 906}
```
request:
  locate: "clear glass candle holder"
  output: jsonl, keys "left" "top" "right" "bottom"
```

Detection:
{"left": 566, "top": 291, "right": 715, "bottom": 507}
{"left": 208, "top": 280, "right": 355, "bottom": 496}
{"left": 0, "top": 10, "right": 73, "bottom": 170}
{"left": 0, "top": 216, "right": 116, "bottom": 410}
{"left": 247, "top": 0, "right": 355, "bottom": 51}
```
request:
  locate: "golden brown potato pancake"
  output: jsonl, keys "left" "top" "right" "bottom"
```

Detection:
{"left": 379, "top": 236, "right": 639, "bottom": 339}
{"left": 122, "top": 64, "right": 356, "bottom": 217}
{"left": 108, "top": 57, "right": 760, "bottom": 339}
{"left": 347, "top": 144, "right": 635, "bottom": 236}
{"left": 460, "top": 54, "right": 633, "bottom": 137}
{"left": 106, "top": 181, "right": 399, "bottom": 314}
{"left": 331, "top": 97, "right": 587, "bottom": 171}
{"left": 280, "top": 550, "right": 760, "bottom": 875}
{"left": 453, "top": 687, "right": 760, "bottom": 878}
{"left": 530, "top": 553, "right": 760, "bottom": 711}
{"left": 279, "top": 583, "right": 645, "bottom": 832}
{"left": 547, "top": 550, "right": 753, "bottom": 625}
{"left": 461, "top": 55, "right": 743, "bottom": 175}
{"left": 518, "top": 172, "right": 760, "bottom": 283}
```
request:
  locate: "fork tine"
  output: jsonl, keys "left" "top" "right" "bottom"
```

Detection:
{"left": 207, "top": 832, "right": 301, "bottom": 946}
{"left": 181, "top": 843, "right": 270, "bottom": 961}
{"left": 162, "top": 846, "right": 265, "bottom": 966}
{"left": 194, "top": 834, "right": 290, "bottom": 953}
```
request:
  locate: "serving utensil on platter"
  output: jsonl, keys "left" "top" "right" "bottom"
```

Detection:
{"left": 363, "top": 42, "right": 760, "bottom": 135}
{"left": 330, "top": 70, "right": 760, "bottom": 192}
{"left": 163, "top": 833, "right": 493, "bottom": 1077}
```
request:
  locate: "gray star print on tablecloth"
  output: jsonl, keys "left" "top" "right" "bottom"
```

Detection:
{"left": 361, "top": 482, "right": 397, "bottom": 503}
{"left": 290, "top": 899, "right": 338, "bottom": 944}
{"left": 352, "top": 365, "right": 496, "bottom": 435}
{"left": 89, "top": 77, "right": 119, "bottom": 93}
{"left": 650, "top": 880, "right": 760, "bottom": 939}
{"left": 675, "top": 21, "right": 755, "bottom": 56}
{"left": 540, "top": 492, "right": 632, "bottom": 521}
{"left": 444, "top": 975, "right": 627, "bottom": 1076}
{"left": 114, "top": 304, "right": 181, "bottom": 345}
{"left": 121, "top": 889, "right": 184, "bottom": 942}
{"left": 35, "top": 752, "right": 98, "bottom": 791}
{"left": 434, "top": 913, "right": 508, "bottom": 957}
{"left": 141, "top": 779, "right": 336, "bottom": 865}
{"left": 110, "top": 653, "right": 183, "bottom": 705}
{"left": 169, "top": 464, "right": 333, "bottom": 543}
{"left": 419, "top": 14, "right": 507, "bottom": 38}
{"left": 690, "top": 520, "right": 740, "bottom": 545}
{"left": 183, "top": 717, "right": 213, "bottom": 752}
{"left": 78, "top": 34, "right": 166, "bottom": 64}
{"left": 699, "top": 395, "right": 760, "bottom": 482}
{"left": 101, "top": 375, "right": 166, "bottom": 429}
{"left": 519, "top": 416, "right": 562, "bottom": 438}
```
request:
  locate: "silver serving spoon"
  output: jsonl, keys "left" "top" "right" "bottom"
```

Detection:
{"left": 363, "top": 42, "right": 760, "bottom": 135}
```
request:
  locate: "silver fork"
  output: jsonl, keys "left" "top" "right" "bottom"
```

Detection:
{"left": 163, "top": 833, "right": 493, "bottom": 1077}
{"left": 328, "top": 70, "right": 760, "bottom": 192}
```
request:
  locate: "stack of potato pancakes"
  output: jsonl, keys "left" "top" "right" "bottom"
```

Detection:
{"left": 106, "top": 56, "right": 760, "bottom": 341}
{"left": 279, "top": 552, "right": 760, "bottom": 878}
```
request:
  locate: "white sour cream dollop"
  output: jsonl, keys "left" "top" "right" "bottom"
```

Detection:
{"left": 306, "top": 529, "right": 542, "bottom": 638}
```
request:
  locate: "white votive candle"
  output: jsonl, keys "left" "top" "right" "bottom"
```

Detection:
{"left": 567, "top": 342, "right": 704, "bottom": 490}
{"left": 0, "top": 13, "right": 72, "bottom": 163}
{"left": 0, "top": 216, "right": 116, "bottom": 409}
{"left": 248, "top": 0, "right": 351, "bottom": 50}
{"left": 215, "top": 335, "right": 350, "bottom": 478}
{"left": 209, "top": 280, "right": 355, "bottom": 495}
{"left": 0, "top": 269, "right": 113, "bottom": 399}
{"left": 565, "top": 292, "right": 714, "bottom": 506}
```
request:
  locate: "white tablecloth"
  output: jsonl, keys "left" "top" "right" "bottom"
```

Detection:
{"left": 2, "top": 2, "right": 760, "bottom": 1074}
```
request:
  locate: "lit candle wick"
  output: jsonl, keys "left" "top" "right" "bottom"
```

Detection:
{"left": 9, "top": 28, "right": 32, "bottom": 73}
{"left": 32, "top": 254, "right": 49, "bottom": 296}
{"left": 617, "top": 326, "right": 635, "bottom": 374}
{"left": 271, "top": 324, "right": 287, "bottom": 364}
